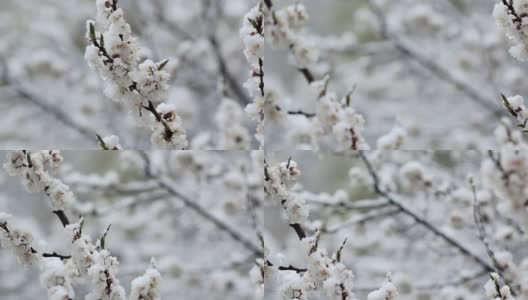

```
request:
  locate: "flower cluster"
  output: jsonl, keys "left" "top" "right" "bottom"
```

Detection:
{"left": 367, "top": 274, "right": 399, "bottom": 300}
{"left": 484, "top": 273, "right": 516, "bottom": 300}
{"left": 3, "top": 151, "right": 74, "bottom": 211}
{"left": 264, "top": 159, "right": 309, "bottom": 226}
{"left": 40, "top": 257, "right": 76, "bottom": 300}
{"left": 376, "top": 127, "right": 406, "bottom": 150}
{"left": 261, "top": 1, "right": 403, "bottom": 151}
{"left": 129, "top": 262, "right": 162, "bottom": 300}
{"left": 265, "top": 2, "right": 318, "bottom": 68}
{"left": 0, "top": 212, "right": 39, "bottom": 266}
{"left": 85, "top": 0, "right": 187, "bottom": 149}
{"left": 1, "top": 151, "right": 164, "bottom": 300}
{"left": 482, "top": 132, "right": 528, "bottom": 228}
{"left": 312, "top": 76, "right": 370, "bottom": 150}
{"left": 149, "top": 103, "right": 188, "bottom": 150}
{"left": 264, "top": 159, "right": 357, "bottom": 300}
{"left": 299, "top": 235, "right": 355, "bottom": 300}
{"left": 493, "top": 0, "right": 528, "bottom": 61}
{"left": 501, "top": 95, "right": 528, "bottom": 131}
{"left": 66, "top": 219, "right": 127, "bottom": 300}
{"left": 240, "top": 3, "right": 265, "bottom": 148}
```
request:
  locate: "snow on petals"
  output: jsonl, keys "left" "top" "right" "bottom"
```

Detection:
{"left": 3, "top": 151, "right": 74, "bottom": 211}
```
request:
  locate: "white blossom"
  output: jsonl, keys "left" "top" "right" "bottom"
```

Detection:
{"left": 40, "top": 257, "right": 75, "bottom": 300}
{"left": 85, "top": 1, "right": 187, "bottom": 149}
{"left": 129, "top": 263, "right": 161, "bottom": 300}
{"left": 0, "top": 212, "right": 39, "bottom": 266}
{"left": 493, "top": 1, "right": 528, "bottom": 61}
{"left": 240, "top": 3, "right": 265, "bottom": 148}
{"left": 484, "top": 273, "right": 516, "bottom": 300}
{"left": 3, "top": 151, "right": 74, "bottom": 211}
{"left": 367, "top": 274, "right": 399, "bottom": 300}
{"left": 376, "top": 127, "right": 406, "bottom": 150}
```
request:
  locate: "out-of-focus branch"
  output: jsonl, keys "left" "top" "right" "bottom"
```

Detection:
{"left": 322, "top": 207, "right": 402, "bottom": 234}
{"left": 471, "top": 181, "right": 518, "bottom": 296}
{"left": 359, "top": 151, "right": 494, "bottom": 273}
{"left": 138, "top": 151, "right": 263, "bottom": 258}
{"left": 13, "top": 85, "right": 96, "bottom": 142}
{"left": 306, "top": 195, "right": 390, "bottom": 210}
{"left": 209, "top": 34, "right": 251, "bottom": 105}
{"left": 68, "top": 179, "right": 161, "bottom": 195}
{"left": 366, "top": 0, "right": 503, "bottom": 118}
{"left": 156, "top": 176, "right": 263, "bottom": 257}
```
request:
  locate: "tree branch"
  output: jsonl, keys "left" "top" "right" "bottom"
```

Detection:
{"left": 209, "top": 34, "right": 251, "bottom": 105}
{"left": 366, "top": 0, "right": 502, "bottom": 118}
{"left": 53, "top": 210, "right": 70, "bottom": 227}
{"left": 13, "top": 85, "right": 96, "bottom": 142}
{"left": 359, "top": 151, "right": 494, "bottom": 273}
{"left": 137, "top": 152, "right": 263, "bottom": 258}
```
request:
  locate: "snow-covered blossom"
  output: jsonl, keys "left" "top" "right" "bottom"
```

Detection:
{"left": 0, "top": 212, "right": 39, "bottom": 266}
{"left": 265, "top": 2, "right": 318, "bottom": 66}
{"left": 481, "top": 135, "right": 528, "bottom": 227}
{"left": 150, "top": 103, "right": 188, "bottom": 150}
{"left": 264, "top": 159, "right": 300, "bottom": 199}
{"left": 266, "top": 158, "right": 356, "bottom": 300}
{"left": 376, "top": 127, "right": 406, "bottom": 150}
{"left": 367, "top": 274, "right": 399, "bottom": 300}
{"left": 285, "top": 4, "right": 310, "bottom": 29}
{"left": 311, "top": 76, "right": 369, "bottom": 150}
{"left": 3, "top": 151, "right": 74, "bottom": 211}
{"left": 484, "top": 273, "right": 516, "bottom": 300}
{"left": 265, "top": 159, "right": 308, "bottom": 226}
{"left": 300, "top": 235, "right": 355, "bottom": 300}
{"left": 332, "top": 106, "right": 369, "bottom": 151}
{"left": 40, "top": 257, "right": 75, "bottom": 300}
{"left": 85, "top": 0, "right": 187, "bottom": 149}
{"left": 240, "top": 3, "right": 265, "bottom": 148}
{"left": 240, "top": 11, "right": 264, "bottom": 65}
{"left": 129, "top": 262, "right": 162, "bottom": 300}
{"left": 134, "top": 60, "right": 170, "bottom": 103}
{"left": 279, "top": 271, "right": 314, "bottom": 300}
{"left": 493, "top": 1, "right": 528, "bottom": 61}
{"left": 66, "top": 219, "right": 126, "bottom": 300}
{"left": 502, "top": 95, "right": 528, "bottom": 130}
